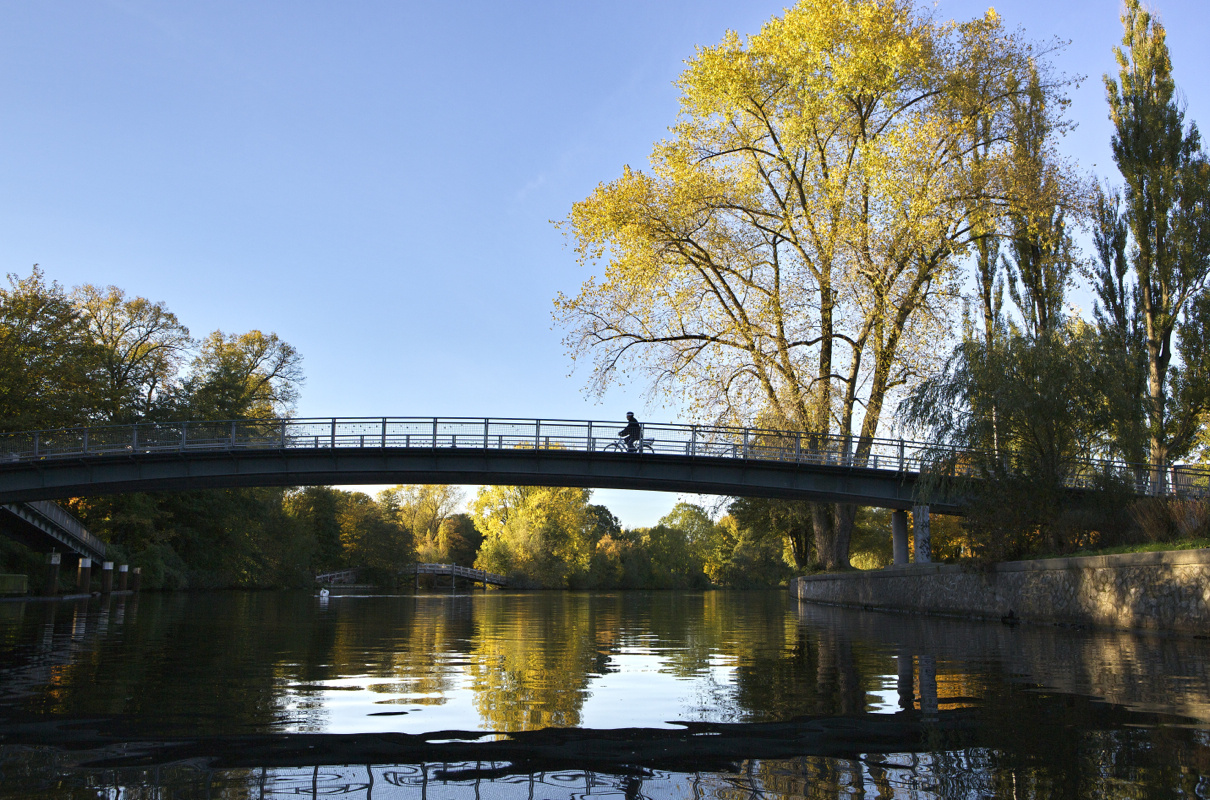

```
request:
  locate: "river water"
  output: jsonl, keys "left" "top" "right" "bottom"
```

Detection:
{"left": 0, "top": 589, "right": 1207, "bottom": 798}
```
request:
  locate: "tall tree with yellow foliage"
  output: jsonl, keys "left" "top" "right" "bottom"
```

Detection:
{"left": 557, "top": 0, "right": 1072, "bottom": 567}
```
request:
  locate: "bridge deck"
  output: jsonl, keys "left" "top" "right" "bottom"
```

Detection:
{"left": 0, "top": 500, "right": 106, "bottom": 561}
{"left": 0, "top": 417, "right": 1203, "bottom": 513}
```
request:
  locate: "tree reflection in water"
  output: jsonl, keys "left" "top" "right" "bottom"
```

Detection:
{"left": 2, "top": 591, "right": 1210, "bottom": 797}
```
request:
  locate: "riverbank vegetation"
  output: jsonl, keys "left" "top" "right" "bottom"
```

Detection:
{"left": 0, "top": 263, "right": 807, "bottom": 589}
{"left": 0, "top": 264, "right": 812, "bottom": 588}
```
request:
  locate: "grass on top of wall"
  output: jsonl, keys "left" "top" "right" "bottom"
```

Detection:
{"left": 1033, "top": 538, "right": 1210, "bottom": 560}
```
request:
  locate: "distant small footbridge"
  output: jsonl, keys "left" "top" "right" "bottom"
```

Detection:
{"left": 410, "top": 563, "right": 508, "bottom": 589}
{"left": 316, "top": 564, "right": 509, "bottom": 590}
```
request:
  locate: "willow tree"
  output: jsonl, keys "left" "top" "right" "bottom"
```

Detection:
{"left": 556, "top": 0, "right": 1066, "bottom": 568}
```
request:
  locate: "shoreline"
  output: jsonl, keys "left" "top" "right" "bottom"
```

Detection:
{"left": 792, "top": 548, "right": 1210, "bottom": 636}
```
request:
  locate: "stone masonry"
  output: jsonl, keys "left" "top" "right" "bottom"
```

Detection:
{"left": 791, "top": 548, "right": 1210, "bottom": 634}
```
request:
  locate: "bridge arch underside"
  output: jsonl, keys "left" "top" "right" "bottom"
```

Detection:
{"left": 0, "top": 447, "right": 960, "bottom": 513}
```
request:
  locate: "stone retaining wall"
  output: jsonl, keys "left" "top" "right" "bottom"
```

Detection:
{"left": 791, "top": 549, "right": 1210, "bottom": 634}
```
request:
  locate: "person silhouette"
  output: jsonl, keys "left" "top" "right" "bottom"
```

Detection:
{"left": 618, "top": 412, "right": 642, "bottom": 452}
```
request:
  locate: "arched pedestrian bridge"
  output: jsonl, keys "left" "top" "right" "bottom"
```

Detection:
{"left": 0, "top": 416, "right": 1200, "bottom": 516}
{"left": 317, "top": 564, "right": 509, "bottom": 589}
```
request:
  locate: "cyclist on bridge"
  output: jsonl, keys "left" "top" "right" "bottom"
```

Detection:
{"left": 618, "top": 412, "right": 642, "bottom": 452}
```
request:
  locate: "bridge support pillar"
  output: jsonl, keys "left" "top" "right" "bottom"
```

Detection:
{"left": 896, "top": 650, "right": 914, "bottom": 711}
{"left": 891, "top": 510, "right": 909, "bottom": 565}
{"left": 43, "top": 552, "right": 60, "bottom": 596}
{"left": 100, "top": 562, "right": 113, "bottom": 593}
{"left": 118, "top": 565, "right": 128, "bottom": 591}
{"left": 76, "top": 557, "right": 92, "bottom": 593}
{"left": 918, "top": 654, "right": 939, "bottom": 719}
{"left": 912, "top": 505, "right": 931, "bottom": 563}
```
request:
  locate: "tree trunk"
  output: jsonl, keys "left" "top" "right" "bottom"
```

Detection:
{"left": 1144, "top": 298, "right": 1172, "bottom": 493}
{"left": 811, "top": 503, "right": 854, "bottom": 570}
{"left": 788, "top": 522, "right": 813, "bottom": 571}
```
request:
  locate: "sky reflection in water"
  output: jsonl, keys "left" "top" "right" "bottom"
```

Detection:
{"left": 1, "top": 589, "right": 1208, "bottom": 798}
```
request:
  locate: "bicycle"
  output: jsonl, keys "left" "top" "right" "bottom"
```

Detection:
{"left": 601, "top": 435, "right": 655, "bottom": 454}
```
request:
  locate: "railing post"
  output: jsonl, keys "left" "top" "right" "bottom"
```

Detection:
{"left": 432, "top": 418, "right": 438, "bottom": 449}
{"left": 534, "top": 420, "right": 541, "bottom": 449}
{"left": 381, "top": 418, "right": 387, "bottom": 448}
{"left": 898, "top": 439, "right": 904, "bottom": 472}
{"left": 182, "top": 422, "right": 188, "bottom": 449}
{"left": 587, "top": 420, "right": 593, "bottom": 452}
{"left": 33, "top": 432, "right": 39, "bottom": 458}
{"left": 794, "top": 434, "right": 801, "bottom": 462}
{"left": 690, "top": 425, "right": 697, "bottom": 457}
{"left": 484, "top": 419, "right": 489, "bottom": 450}
{"left": 742, "top": 428, "right": 748, "bottom": 458}
{"left": 83, "top": 429, "right": 89, "bottom": 455}
{"left": 231, "top": 420, "right": 237, "bottom": 448}
{"left": 331, "top": 419, "right": 337, "bottom": 449}
{"left": 281, "top": 419, "right": 287, "bottom": 449}
{"left": 132, "top": 425, "right": 138, "bottom": 450}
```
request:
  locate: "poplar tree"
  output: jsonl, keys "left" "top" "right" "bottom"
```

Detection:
{"left": 1004, "top": 67, "right": 1078, "bottom": 340}
{"left": 1103, "top": 0, "right": 1210, "bottom": 485}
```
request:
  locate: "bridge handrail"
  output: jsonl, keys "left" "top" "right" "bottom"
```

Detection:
{"left": 0, "top": 415, "right": 1204, "bottom": 499}
{"left": 315, "top": 568, "right": 360, "bottom": 584}
{"left": 412, "top": 562, "right": 507, "bottom": 584}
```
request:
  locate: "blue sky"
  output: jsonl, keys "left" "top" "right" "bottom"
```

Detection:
{"left": 0, "top": 0, "right": 1206, "bottom": 525}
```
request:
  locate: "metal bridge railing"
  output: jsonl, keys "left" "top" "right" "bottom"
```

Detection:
{"left": 0, "top": 416, "right": 1205, "bottom": 499}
